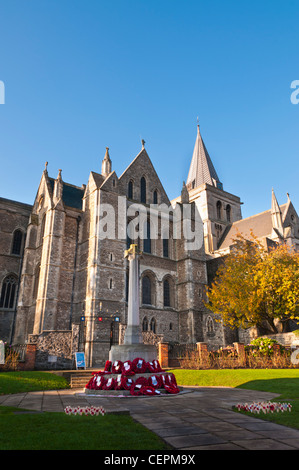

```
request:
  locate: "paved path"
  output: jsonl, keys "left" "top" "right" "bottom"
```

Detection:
{"left": 1, "top": 386, "right": 299, "bottom": 450}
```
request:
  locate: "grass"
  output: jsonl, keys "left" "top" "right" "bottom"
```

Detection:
{"left": 0, "top": 371, "right": 69, "bottom": 395}
{"left": 169, "top": 368, "right": 299, "bottom": 430}
{"left": 1, "top": 368, "right": 299, "bottom": 448}
{"left": 0, "top": 407, "right": 169, "bottom": 450}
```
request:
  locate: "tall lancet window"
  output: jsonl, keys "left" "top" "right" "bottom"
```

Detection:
{"left": 226, "top": 204, "right": 231, "bottom": 222}
{"left": 0, "top": 275, "right": 18, "bottom": 309}
{"left": 140, "top": 177, "right": 146, "bottom": 203}
{"left": 128, "top": 180, "right": 133, "bottom": 199}
{"left": 216, "top": 201, "right": 222, "bottom": 220}
{"left": 143, "top": 220, "right": 151, "bottom": 254}
{"left": 11, "top": 229, "right": 23, "bottom": 255}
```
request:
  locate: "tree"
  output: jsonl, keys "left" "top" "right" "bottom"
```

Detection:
{"left": 205, "top": 232, "right": 299, "bottom": 334}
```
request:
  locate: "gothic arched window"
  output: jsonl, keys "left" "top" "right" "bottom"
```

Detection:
{"left": 226, "top": 204, "right": 231, "bottom": 222}
{"left": 153, "top": 190, "right": 158, "bottom": 204}
{"left": 11, "top": 229, "right": 23, "bottom": 255}
{"left": 39, "top": 214, "right": 46, "bottom": 244}
{"left": 150, "top": 317, "right": 156, "bottom": 333}
{"left": 140, "top": 177, "right": 146, "bottom": 203}
{"left": 143, "top": 220, "right": 151, "bottom": 254}
{"left": 163, "top": 279, "right": 170, "bottom": 307}
{"left": 163, "top": 238, "right": 169, "bottom": 258}
{"left": 142, "top": 275, "right": 151, "bottom": 305}
{"left": 216, "top": 201, "right": 222, "bottom": 219}
{"left": 128, "top": 180, "right": 133, "bottom": 199}
{"left": 142, "top": 317, "right": 148, "bottom": 331}
{"left": 0, "top": 275, "right": 18, "bottom": 309}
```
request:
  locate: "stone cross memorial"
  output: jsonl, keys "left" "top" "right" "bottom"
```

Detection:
{"left": 123, "top": 243, "right": 143, "bottom": 345}
{"left": 109, "top": 244, "right": 156, "bottom": 363}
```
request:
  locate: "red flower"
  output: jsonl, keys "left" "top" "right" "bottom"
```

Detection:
{"left": 147, "top": 359, "right": 163, "bottom": 373}
{"left": 148, "top": 374, "right": 162, "bottom": 389}
{"left": 141, "top": 386, "right": 161, "bottom": 396}
{"left": 130, "top": 382, "right": 144, "bottom": 396}
{"left": 135, "top": 376, "right": 149, "bottom": 387}
{"left": 164, "top": 383, "right": 180, "bottom": 394}
{"left": 104, "top": 360, "right": 112, "bottom": 372}
{"left": 120, "top": 375, "right": 134, "bottom": 390}
{"left": 103, "top": 377, "right": 115, "bottom": 390}
{"left": 132, "top": 357, "right": 148, "bottom": 373}
{"left": 111, "top": 360, "right": 123, "bottom": 374}
{"left": 121, "top": 360, "right": 135, "bottom": 376}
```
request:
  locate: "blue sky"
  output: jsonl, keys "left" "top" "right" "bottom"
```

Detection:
{"left": 0, "top": 0, "right": 298, "bottom": 219}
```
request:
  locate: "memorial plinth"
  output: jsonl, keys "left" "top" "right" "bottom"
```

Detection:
{"left": 109, "top": 244, "right": 156, "bottom": 363}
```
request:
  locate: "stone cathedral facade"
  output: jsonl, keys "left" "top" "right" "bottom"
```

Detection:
{"left": 1, "top": 126, "right": 299, "bottom": 368}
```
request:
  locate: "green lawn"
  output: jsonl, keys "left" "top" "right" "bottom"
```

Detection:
{"left": 0, "top": 406, "right": 169, "bottom": 450}
{"left": 0, "top": 371, "right": 69, "bottom": 395}
{"left": 169, "top": 368, "right": 299, "bottom": 430}
{"left": 1, "top": 368, "right": 299, "bottom": 449}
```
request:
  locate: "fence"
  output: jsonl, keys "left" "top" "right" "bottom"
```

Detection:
{"left": 159, "top": 341, "right": 298, "bottom": 369}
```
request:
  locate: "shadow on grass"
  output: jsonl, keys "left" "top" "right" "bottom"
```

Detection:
{"left": 237, "top": 378, "right": 299, "bottom": 400}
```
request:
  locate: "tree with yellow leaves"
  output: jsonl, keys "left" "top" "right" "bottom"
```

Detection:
{"left": 205, "top": 233, "right": 299, "bottom": 334}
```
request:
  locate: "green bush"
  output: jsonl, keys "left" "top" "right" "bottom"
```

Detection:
{"left": 246, "top": 337, "right": 278, "bottom": 356}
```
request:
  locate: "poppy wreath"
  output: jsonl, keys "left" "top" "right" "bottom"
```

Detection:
{"left": 161, "top": 373, "right": 177, "bottom": 387}
{"left": 141, "top": 386, "right": 161, "bottom": 396}
{"left": 130, "top": 382, "right": 144, "bottom": 396}
{"left": 86, "top": 376, "right": 96, "bottom": 390}
{"left": 104, "top": 360, "right": 112, "bottom": 372}
{"left": 147, "top": 359, "right": 163, "bottom": 373}
{"left": 103, "top": 377, "right": 116, "bottom": 390}
{"left": 111, "top": 360, "right": 123, "bottom": 374}
{"left": 135, "top": 376, "right": 149, "bottom": 387}
{"left": 121, "top": 360, "right": 135, "bottom": 376}
{"left": 114, "top": 376, "right": 123, "bottom": 390}
{"left": 148, "top": 374, "right": 162, "bottom": 389}
{"left": 120, "top": 375, "right": 134, "bottom": 390}
{"left": 132, "top": 357, "right": 148, "bottom": 374}
{"left": 164, "top": 383, "right": 180, "bottom": 394}
{"left": 86, "top": 374, "right": 107, "bottom": 390}
{"left": 86, "top": 374, "right": 106, "bottom": 390}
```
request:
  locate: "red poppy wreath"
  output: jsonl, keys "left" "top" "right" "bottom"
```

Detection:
{"left": 111, "top": 360, "right": 123, "bottom": 374}
{"left": 121, "top": 360, "right": 135, "bottom": 376}
{"left": 120, "top": 375, "right": 134, "bottom": 390}
{"left": 103, "top": 377, "right": 116, "bottom": 390}
{"left": 132, "top": 357, "right": 148, "bottom": 373}
{"left": 147, "top": 359, "right": 163, "bottom": 373}
{"left": 148, "top": 374, "right": 162, "bottom": 389}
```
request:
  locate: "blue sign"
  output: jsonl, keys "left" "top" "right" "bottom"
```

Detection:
{"left": 75, "top": 352, "right": 86, "bottom": 369}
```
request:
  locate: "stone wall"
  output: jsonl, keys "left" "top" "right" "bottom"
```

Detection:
{"left": 28, "top": 325, "right": 79, "bottom": 370}
{"left": 0, "top": 197, "right": 32, "bottom": 342}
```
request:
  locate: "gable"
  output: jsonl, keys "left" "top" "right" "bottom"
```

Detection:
{"left": 118, "top": 148, "right": 170, "bottom": 205}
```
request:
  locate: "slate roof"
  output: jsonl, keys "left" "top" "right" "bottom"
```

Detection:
{"left": 218, "top": 203, "right": 288, "bottom": 250}
{"left": 186, "top": 125, "right": 222, "bottom": 190}
{"left": 48, "top": 178, "right": 84, "bottom": 210}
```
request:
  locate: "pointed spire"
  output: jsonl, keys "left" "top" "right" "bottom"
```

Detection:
{"left": 181, "top": 181, "right": 189, "bottom": 204}
{"left": 186, "top": 124, "right": 222, "bottom": 190}
{"left": 102, "top": 147, "right": 112, "bottom": 177}
{"left": 271, "top": 188, "right": 283, "bottom": 235}
{"left": 53, "top": 168, "right": 64, "bottom": 207}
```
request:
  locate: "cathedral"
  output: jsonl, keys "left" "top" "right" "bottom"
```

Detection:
{"left": 1, "top": 125, "right": 299, "bottom": 369}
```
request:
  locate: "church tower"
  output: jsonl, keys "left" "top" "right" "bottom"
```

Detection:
{"left": 185, "top": 124, "right": 242, "bottom": 254}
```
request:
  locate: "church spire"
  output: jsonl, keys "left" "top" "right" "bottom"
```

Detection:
{"left": 101, "top": 147, "right": 112, "bottom": 177}
{"left": 271, "top": 188, "right": 283, "bottom": 236}
{"left": 186, "top": 124, "right": 222, "bottom": 190}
